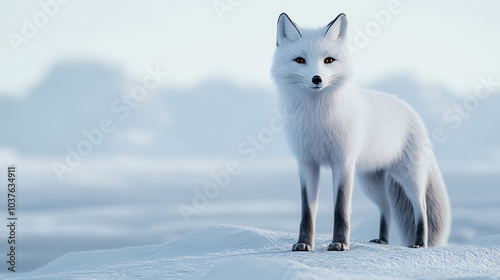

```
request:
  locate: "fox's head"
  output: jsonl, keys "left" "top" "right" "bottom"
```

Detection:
{"left": 271, "top": 13, "right": 351, "bottom": 93}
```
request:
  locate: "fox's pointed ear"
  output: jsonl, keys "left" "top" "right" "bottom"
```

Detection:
{"left": 276, "top": 13, "right": 301, "bottom": 46}
{"left": 324, "top": 13, "right": 348, "bottom": 42}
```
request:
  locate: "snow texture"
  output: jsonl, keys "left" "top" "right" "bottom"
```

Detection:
{"left": 5, "top": 225, "right": 500, "bottom": 279}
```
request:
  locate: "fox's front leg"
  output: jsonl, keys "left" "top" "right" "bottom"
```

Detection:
{"left": 328, "top": 167, "right": 355, "bottom": 251}
{"left": 293, "top": 162, "right": 320, "bottom": 251}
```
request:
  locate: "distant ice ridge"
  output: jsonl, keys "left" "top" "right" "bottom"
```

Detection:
{"left": 5, "top": 225, "right": 500, "bottom": 280}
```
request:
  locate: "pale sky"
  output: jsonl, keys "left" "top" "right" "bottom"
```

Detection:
{"left": 1, "top": 0, "right": 500, "bottom": 96}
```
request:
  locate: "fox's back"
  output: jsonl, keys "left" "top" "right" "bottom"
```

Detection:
{"left": 355, "top": 89, "right": 427, "bottom": 171}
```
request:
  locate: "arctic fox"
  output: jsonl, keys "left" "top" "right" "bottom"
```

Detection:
{"left": 271, "top": 13, "right": 451, "bottom": 251}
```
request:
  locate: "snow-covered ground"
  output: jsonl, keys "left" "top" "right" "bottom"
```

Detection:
{"left": 5, "top": 225, "right": 500, "bottom": 279}
{"left": 1, "top": 165, "right": 498, "bottom": 279}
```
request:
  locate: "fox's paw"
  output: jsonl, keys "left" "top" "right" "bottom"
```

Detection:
{"left": 292, "top": 243, "right": 313, "bottom": 251}
{"left": 370, "top": 239, "right": 388, "bottom": 245}
{"left": 327, "top": 242, "right": 349, "bottom": 251}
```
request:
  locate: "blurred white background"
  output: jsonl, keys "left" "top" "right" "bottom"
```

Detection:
{"left": 0, "top": 0, "right": 499, "bottom": 273}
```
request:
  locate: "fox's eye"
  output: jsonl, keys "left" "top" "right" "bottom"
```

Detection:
{"left": 324, "top": 57, "right": 335, "bottom": 64}
{"left": 294, "top": 57, "right": 306, "bottom": 64}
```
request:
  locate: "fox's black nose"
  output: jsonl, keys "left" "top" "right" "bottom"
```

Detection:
{"left": 312, "top": 75, "right": 322, "bottom": 85}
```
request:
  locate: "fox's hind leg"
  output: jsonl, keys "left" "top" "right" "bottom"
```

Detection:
{"left": 360, "top": 170, "right": 391, "bottom": 245}
{"left": 388, "top": 161, "right": 429, "bottom": 248}
{"left": 293, "top": 161, "right": 320, "bottom": 251}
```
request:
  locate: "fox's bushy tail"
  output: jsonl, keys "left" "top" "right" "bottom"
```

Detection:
{"left": 424, "top": 158, "right": 451, "bottom": 246}
{"left": 388, "top": 158, "right": 451, "bottom": 247}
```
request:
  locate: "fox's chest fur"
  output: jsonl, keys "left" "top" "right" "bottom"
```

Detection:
{"left": 281, "top": 87, "right": 413, "bottom": 171}
{"left": 281, "top": 88, "right": 359, "bottom": 166}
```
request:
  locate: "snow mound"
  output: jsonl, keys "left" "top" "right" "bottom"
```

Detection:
{"left": 5, "top": 225, "right": 500, "bottom": 280}
{"left": 147, "top": 224, "right": 296, "bottom": 257}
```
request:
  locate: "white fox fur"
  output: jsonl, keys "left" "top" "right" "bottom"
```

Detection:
{"left": 271, "top": 13, "right": 451, "bottom": 251}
